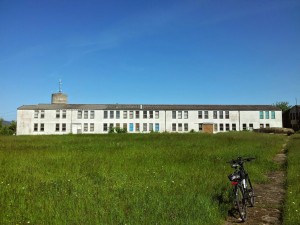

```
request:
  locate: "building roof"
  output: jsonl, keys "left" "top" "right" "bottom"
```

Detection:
{"left": 17, "top": 104, "right": 281, "bottom": 111}
{"left": 288, "top": 105, "right": 300, "bottom": 113}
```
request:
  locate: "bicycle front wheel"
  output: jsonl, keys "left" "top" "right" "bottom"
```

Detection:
{"left": 235, "top": 185, "right": 247, "bottom": 221}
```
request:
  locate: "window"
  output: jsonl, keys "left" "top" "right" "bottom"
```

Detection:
{"left": 143, "top": 111, "right": 147, "bottom": 119}
{"left": 260, "top": 124, "right": 264, "bottom": 128}
{"left": 116, "top": 111, "right": 120, "bottom": 119}
{"left": 232, "top": 123, "right": 236, "bottom": 131}
{"left": 103, "top": 123, "right": 107, "bottom": 131}
{"left": 184, "top": 123, "right": 188, "bottom": 131}
{"left": 199, "top": 123, "right": 203, "bottom": 131}
{"left": 62, "top": 123, "right": 66, "bottom": 132}
{"left": 135, "top": 111, "right": 140, "bottom": 119}
{"left": 90, "top": 123, "right": 94, "bottom": 132}
{"left": 104, "top": 111, "right": 108, "bottom": 119}
{"left": 243, "top": 123, "right": 247, "bottom": 130}
{"left": 172, "top": 123, "right": 176, "bottom": 132}
{"left": 178, "top": 123, "right": 182, "bottom": 131}
{"left": 34, "top": 123, "right": 38, "bottom": 132}
{"left": 40, "top": 110, "right": 45, "bottom": 119}
{"left": 271, "top": 111, "right": 275, "bottom": 119}
{"left": 225, "top": 111, "right": 229, "bottom": 119}
{"left": 184, "top": 111, "right": 188, "bottom": 119}
{"left": 116, "top": 123, "right": 120, "bottom": 128}
{"left": 135, "top": 123, "right": 140, "bottom": 132}
{"left": 129, "top": 111, "right": 134, "bottom": 119}
{"left": 84, "top": 123, "right": 88, "bottom": 132}
{"left": 62, "top": 110, "right": 67, "bottom": 119}
{"left": 226, "top": 123, "right": 230, "bottom": 131}
{"left": 219, "top": 111, "right": 223, "bottom": 119}
{"left": 220, "top": 124, "right": 224, "bottom": 131}
{"left": 123, "top": 123, "right": 127, "bottom": 131}
{"left": 149, "top": 111, "right": 153, "bottom": 119}
{"left": 213, "top": 111, "right": 217, "bottom": 119}
{"left": 155, "top": 111, "right": 159, "bottom": 119}
{"left": 260, "top": 111, "right": 264, "bottom": 119}
{"left": 109, "top": 123, "right": 114, "bottom": 130}
{"left": 149, "top": 123, "right": 153, "bottom": 131}
{"left": 265, "top": 111, "right": 270, "bottom": 119}
{"left": 123, "top": 111, "right": 127, "bottom": 119}
{"left": 198, "top": 111, "right": 202, "bottom": 119}
{"left": 178, "top": 111, "right": 182, "bottom": 119}
{"left": 214, "top": 124, "right": 218, "bottom": 132}
{"left": 84, "top": 111, "right": 88, "bottom": 119}
{"left": 40, "top": 123, "right": 44, "bottom": 132}
{"left": 55, "top": 123, "right": 60, "bottom": 132}
{"left": 172, "top": 111, "right": 176, "bottom": 119}
{"left": 110, "top": 111, "right": 114, "bottom": 119}
{"left": 155, "top": 123, "right": 159, "bottom": 132}
{"left": 103, "top": 123, "right": 108, "bottom": 131}
{"left": 143, "top": 123, "right": 147, "bottom": 132}
{"left": 78, "top": 110, "right": 82, "bottom": 119}
{"left": 266, "top": 123, "right": 270, "bottom": 128}
{"left": 204, "top": 111, "right": 209, "bottom": 119}
{"left": 249, "top": 123, "right": 253, "bottom": 130}
{"left": 90, "top": 111, "right": 95, "bottom": 119}
{"left": 34, "top": 110, "right": 39, "bottom": 118}
{"left": 56, "top": 110, "right": 60, "bottom": 119}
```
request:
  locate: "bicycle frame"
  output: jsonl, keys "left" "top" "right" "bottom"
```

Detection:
{"left": 227, "top": 157, "right": 255, "bottom": 221}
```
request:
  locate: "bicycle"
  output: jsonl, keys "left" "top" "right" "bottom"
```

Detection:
{"left": 227, "top": 157, "right": 255, "bottom": 222}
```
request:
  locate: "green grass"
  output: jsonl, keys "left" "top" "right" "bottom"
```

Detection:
{"left": 283, "top": 134, "right": 300, "bottom": 225}
{"left": 0, "top": 132, "right": 286, "bottom": 225}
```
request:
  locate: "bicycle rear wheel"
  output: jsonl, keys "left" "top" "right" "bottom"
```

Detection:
{"left": 246, "top": 177, "right": 255, "bottom": 207}
{"left": 235, "top": 185, "right": 247, "bottom": 221}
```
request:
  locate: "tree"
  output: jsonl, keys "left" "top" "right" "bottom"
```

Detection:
{"left": 9, "top": 121, "right": 17, "bottom": 135}
{"left": 0, "top": 118, "right": 17, "bottom": 135}
{"left": 273, "top": 101, "right": 292, "bottom": 112}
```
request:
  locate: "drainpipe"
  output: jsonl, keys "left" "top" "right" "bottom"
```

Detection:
{"left": 238, "top": 110, "right": 241, "bottom": 131}
{"left": 165, "top": 110, "right": 167, "bottom": 132}
{"left": 70, "top": 109, "right": 73, "bottom": 134}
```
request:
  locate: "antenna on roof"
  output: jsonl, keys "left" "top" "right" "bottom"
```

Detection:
{"left": 59, "top": 79, "right": 62, "bottom": 93}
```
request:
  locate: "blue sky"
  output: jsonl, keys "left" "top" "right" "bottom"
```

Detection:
{"left": 1, "top": 0, "right": 299, "bottom": 121}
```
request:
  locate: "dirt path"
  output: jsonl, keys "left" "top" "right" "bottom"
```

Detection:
{"left": 224, "top": 141, "right": 288, "bottom": 225}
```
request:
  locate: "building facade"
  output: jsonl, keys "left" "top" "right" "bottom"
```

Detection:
{"left": 17, "top": 94, "right": 282, "bottom": 135}
{"left": 282, "top": 105, "right": 300, "bottom": 131}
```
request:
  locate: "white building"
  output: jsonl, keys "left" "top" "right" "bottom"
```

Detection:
{"left": 17, "top": 92, "right": 282, "bottom": 135}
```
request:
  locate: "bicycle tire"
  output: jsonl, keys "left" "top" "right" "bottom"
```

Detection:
{"left": 246, "top": 176, "right": 255, "bottom": 207}
{"left": 235, "top": 185, "right": 247, "bottom": 221}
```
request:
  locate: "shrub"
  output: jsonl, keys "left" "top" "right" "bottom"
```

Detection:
{"left": 109, "top": 127, "right": 127, "bottom": 134}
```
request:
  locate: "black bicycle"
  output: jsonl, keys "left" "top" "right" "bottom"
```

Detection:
{"left": 227, "top": 157, "right": 255, "bottom": 222}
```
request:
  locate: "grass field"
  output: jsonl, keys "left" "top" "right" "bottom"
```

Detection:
{"left": 0, "top": 132, "right": 286, "bottom": 225}
{"left": 284, "top": 134, "right": 300, "bottom": 225}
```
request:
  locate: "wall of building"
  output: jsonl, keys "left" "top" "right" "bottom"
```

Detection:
{"left": 17, "top": 110, "right": 34, "bottom": 135}
{"left": 17, "top": 108, "right": 283, "bottom": 135}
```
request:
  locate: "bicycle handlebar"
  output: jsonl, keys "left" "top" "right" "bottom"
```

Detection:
{"left": 227, "top": 157, "right": 256, "bottom": 165}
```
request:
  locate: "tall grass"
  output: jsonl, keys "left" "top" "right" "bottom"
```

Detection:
{"left": 0, "top": 132, "right": 286, "bottom": 225}
{"left": 283, "top": 134, "right": 300, "bottom": 224}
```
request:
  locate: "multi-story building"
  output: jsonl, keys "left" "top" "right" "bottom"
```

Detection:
{"left": 17, "top": 92, "right": 282, "bottom": 135}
